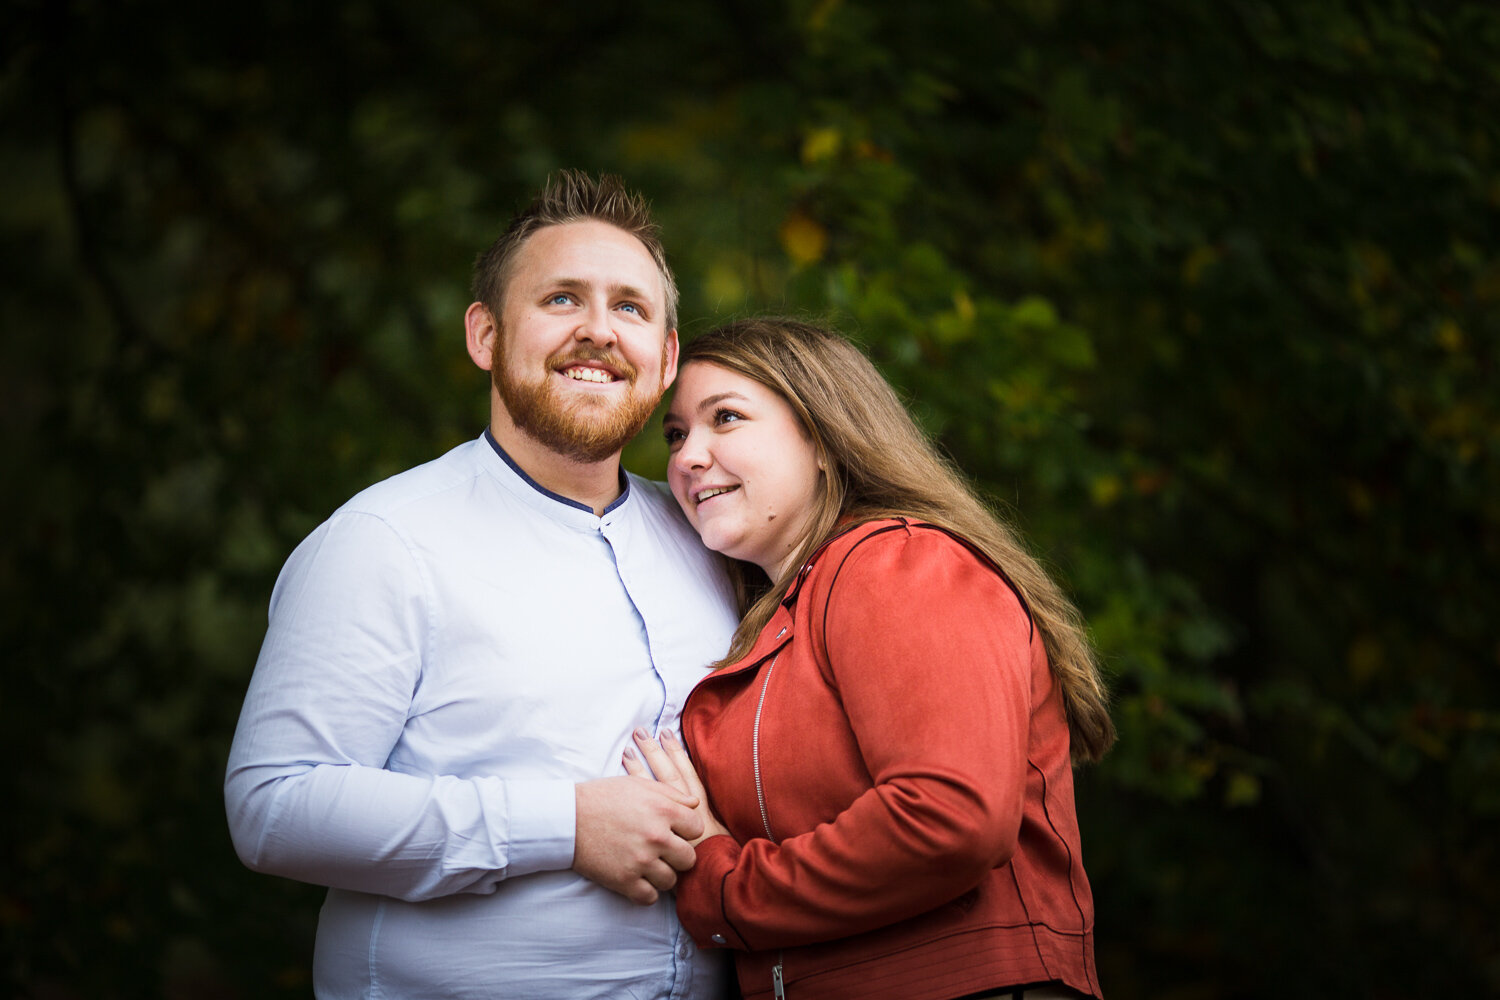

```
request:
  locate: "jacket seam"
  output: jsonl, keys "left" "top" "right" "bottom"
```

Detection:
{"left": 800, "top": 519, "right": 1035, "bottom": 644}
{"left": 769, "top": 917, "right": 1093, "bottom": 988}
{"left": 908, "top": 522, "right": 1035, "bottom": 642}
{"left": 1008, "top": 860, "right": 1054, "bottom": 983}
{"left": 721, "top": 867, "right": 751, "bottom": 950}
{"left": 816, "top": 522, "right": 911, "bottom": 666}
{"left": 1030, "top": 758, "right": 1097, "bottom": 994}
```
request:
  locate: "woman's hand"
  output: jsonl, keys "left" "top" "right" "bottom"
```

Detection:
{"left": 624, "top": 727, "right": 732, "bottom": 846}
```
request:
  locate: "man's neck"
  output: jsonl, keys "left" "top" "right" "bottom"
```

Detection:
{"left": 488, "top": 419, "right": 624, "bottom": 517}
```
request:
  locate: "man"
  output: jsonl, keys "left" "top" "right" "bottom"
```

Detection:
{"left": 225, "top": 171, "right": 739, "bottom": 999}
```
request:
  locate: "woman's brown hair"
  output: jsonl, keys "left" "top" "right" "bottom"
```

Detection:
{"left": 681, "top": 318, "right": 1114, "bottom": 763}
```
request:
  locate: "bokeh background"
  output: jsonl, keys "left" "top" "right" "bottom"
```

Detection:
{"left": 3, "top": 1, "right": 1497, "bottom": 997}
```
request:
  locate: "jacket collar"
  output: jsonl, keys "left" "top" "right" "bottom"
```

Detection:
{"left": 781, "top": 518, "right": 915, "bottom": 611}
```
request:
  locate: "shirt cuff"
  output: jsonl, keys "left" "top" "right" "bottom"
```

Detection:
{"left": 496, "top": 778, "right": 577, "bottom": 877}
{"left": 675, "top": 834, "right": 750, "bottom": 949}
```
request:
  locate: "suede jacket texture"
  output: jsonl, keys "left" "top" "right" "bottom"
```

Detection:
{"left": 677, "top": 519, "right": 1101, "bottom": 1000}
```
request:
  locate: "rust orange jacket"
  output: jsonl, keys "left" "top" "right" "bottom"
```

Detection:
{"left": 677, "top": 519, "right": 1101, "bottom": 1000}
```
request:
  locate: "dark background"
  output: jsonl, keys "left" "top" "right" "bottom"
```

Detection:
{"left": 3, "top": 1, "right": 1496, "bottom": 997}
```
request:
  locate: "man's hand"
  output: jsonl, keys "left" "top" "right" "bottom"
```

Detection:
{"left": 624, "top": 728, "right": 732, "bottom": 845}
{"left": 573, "top": 776, "right": 704, "bottom": 905}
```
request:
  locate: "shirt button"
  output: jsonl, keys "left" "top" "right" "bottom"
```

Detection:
{"left": 710, "top": 933, "right": 726, "bottom": 944}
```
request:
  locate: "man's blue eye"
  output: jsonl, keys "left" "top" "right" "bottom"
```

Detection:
{"left": 548, "top": 294, "right": 572, "bottom": 306}
{"left": 619, "top": 303, "right": 640, "bottom": 314}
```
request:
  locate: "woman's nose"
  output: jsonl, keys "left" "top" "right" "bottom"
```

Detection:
{"left": 671, "top": 430, "right": 709, "bottom": 471}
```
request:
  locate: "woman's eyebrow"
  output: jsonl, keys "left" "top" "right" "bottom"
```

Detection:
{"left": 691, "top": 391, "right": 750, "bottom": 413}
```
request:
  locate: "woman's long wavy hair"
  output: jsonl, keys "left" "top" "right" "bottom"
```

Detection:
{"left": 682, "top": 318, "right": 1114, "bottom": 763}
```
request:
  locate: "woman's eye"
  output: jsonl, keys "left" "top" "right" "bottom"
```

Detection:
{"left": 713, "top": 409, "right": 744, "bottom": 426}
{"left": 663, "top": 427, "right": 685, "bottom": 446}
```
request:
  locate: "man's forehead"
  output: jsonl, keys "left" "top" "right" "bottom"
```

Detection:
{"left": 506, "top": 222, "right": 661, "bottom": 304}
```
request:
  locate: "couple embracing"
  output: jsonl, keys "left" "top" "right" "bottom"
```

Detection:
{"left": 226, "top": 171, "right": 1112, "bottom": 1000}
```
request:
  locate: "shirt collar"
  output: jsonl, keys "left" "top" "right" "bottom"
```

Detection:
{"left": 482, "top": 428, "right": 631, "bottom": 520}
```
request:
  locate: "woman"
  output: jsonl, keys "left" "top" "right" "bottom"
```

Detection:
{"left": 626, "top": 318, "right": 1113, "bottom": 1000}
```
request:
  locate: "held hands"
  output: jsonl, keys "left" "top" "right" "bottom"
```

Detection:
{"left": 623, "top": 727, "right": 731, "bottom": 846}
{"left": 572, "top": 774, "right": 702, "bottom": 906}
{"left": 572, "top": 727, "right": 732, "bottom": 907}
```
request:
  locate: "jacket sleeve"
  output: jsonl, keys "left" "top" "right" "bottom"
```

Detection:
{"left": 677, "top": 528, "right": 1039, "bottom": 948}
{"left": 223, "top": 511, "right": 575, "bottom": 902}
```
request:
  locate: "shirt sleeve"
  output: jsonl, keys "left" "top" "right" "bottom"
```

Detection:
{"left": 677, "top": 529, "right": 1038, "bottom": 949}
{"left": 223, "top": 510, "right": 576, "bottom": 902}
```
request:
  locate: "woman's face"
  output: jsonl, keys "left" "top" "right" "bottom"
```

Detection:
{"left": 663, "top": 361, "right": 824, "bottom": 580}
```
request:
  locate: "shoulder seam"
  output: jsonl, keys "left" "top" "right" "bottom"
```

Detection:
{"left": 819, "top": 522, "right": 912, "bottom": 647}
{"left": 808, "top": 519, "right": 1035, "bottom": 645}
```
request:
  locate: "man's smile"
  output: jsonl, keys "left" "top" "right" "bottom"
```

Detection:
{"left": 561, "top": 365, "right": 619, "bottom": 384}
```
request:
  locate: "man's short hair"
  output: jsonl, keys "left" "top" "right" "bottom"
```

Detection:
{"left": 472, "top": 170, "right": 679, "bottom": 332}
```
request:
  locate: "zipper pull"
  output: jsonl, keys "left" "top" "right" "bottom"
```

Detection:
{"left": 772, "top": 962, "right": 785, "bottom": 999}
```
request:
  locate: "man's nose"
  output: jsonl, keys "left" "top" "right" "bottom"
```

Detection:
{"left": 574, "top": 301, "right": 618, "bottom": 346}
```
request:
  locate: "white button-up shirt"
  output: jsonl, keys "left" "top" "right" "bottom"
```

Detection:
{"left": 225, "top": 431, "right": 739, "bottom": 999}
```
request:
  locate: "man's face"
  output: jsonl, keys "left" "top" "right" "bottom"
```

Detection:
{"left": 493, "top": 220, "right": 677, "bottom": 463}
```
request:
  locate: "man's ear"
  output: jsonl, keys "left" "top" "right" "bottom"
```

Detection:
{"left": 661, "top": 328, "right": 680, "bottom": 388}
{"left": 465, "top": 302, "right": 498, "bottom": 371}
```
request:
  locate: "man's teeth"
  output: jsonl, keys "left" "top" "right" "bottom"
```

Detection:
{"left": 564, "top": 368, "right": 615, "bottom": 383}
{"left": 696, "top": 487, "right": 736, "bottom": 503}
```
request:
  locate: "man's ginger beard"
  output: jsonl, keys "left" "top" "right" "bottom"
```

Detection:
{"left": 493, "top": 340, "right": 669, "bottom": 464}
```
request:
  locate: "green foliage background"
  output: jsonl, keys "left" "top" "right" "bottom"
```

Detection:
{"left": 3, "top": 1, "right": 1497, "bottom": 997}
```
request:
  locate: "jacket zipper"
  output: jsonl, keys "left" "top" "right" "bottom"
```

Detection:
{"left": 751, "top": 648, "right": 785, "bottom": 999}
{"left": 751, "top": 652, "right": 779, "bottom": 843}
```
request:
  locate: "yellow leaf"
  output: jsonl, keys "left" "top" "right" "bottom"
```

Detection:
{"left": 801, "top": 127, "right": 842, "bottom": 164}
{"left": 1225, "top": 771, "right": 1261, "bottom": 807}
{"left": 1435, "top": 318, "right": 1464, "bottom": 352}
{"left": 1348, "top": 635, "right": 1383, "bottom": 684}
{"left": 704, "top": 261, "right": 746, "bottom": 307}
{"left": 1181, "top": 245, "right": 1217, "bottom": 286}
{"left": 807, "top": 0, "right": 842, "bottom": 32}
{"left": 1345, "top": 479, "right": 1373, "bottom": 516}
{"left": 952, "top": 289, "right": 975, "bottom": 322}
{"left": 1089, "top": 473, "right": 1122, "bottom": 507}
{"left": 779, "top": 211, "right": 828, "bottom": 265}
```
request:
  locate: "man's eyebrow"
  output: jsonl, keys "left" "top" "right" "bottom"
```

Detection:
{"left": 609, "top": 281, "right": 653, "bottom": 304}
{"left": 550, "top": 277, "right": 655, "bottom": 306}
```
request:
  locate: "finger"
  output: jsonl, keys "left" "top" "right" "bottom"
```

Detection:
{"left": 641, "top": 857, "right": 680, "bottom": 893}
{"left": 625, "top": 878, "right": 660, "bottom": 907}
{"left": 635, "top": 776, "right": 699, "bottom": 810}
{"left": 621, "top": 745, "right": 648, "bottom": 778}
{"left": 665, "top": 799, "right": 706, "bottom": 843}
{"left": 619, "top": 771, "right": 699, "bottom": 810}
{"left": 657, "top": 730, "right": 709, "bottom": 800}
{"left": 660, "top": 835, "right": 698, "bottom": 873}
{"left": 632, "top": 727, "right": 685, "bottom": 786}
